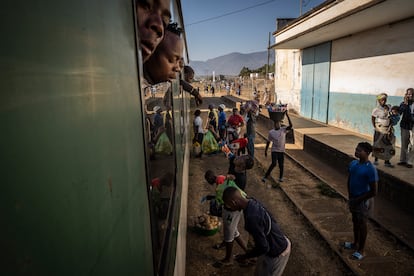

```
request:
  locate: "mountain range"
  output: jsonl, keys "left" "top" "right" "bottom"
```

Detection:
{"left": 189, "top": 50, "right": 275, "bottom": 77}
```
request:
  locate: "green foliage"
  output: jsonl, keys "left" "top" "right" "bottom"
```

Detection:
{"left": 238, "top": 63, "right": 275, "bottom": 77}
{"left": 239, "top": 66, "right": 252, "bottom": 77}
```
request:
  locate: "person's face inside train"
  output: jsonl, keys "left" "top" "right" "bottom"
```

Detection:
{"left": 144, "top": 30, "right": 183, "bottom": 83}
{"left": 136, "top": 0, "right": 171, "bottom": 63}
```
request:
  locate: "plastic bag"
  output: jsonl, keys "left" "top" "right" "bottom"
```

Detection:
{"left": 193, "top": 141, "right": 201, "bottom": 155}
{"left": 209, "top": 198, "right": 222, "bottom": 217}
{"left": 202, "top": 131, "right": 219, "bottom": 154}
{"left": 155, "top": 132, "right": 173, "bottom": 155}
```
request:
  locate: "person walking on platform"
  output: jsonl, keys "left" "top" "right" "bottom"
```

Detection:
{"left": 262, "top": 111, "right": 293, "bottom": 184}
{"left": 398, "top": 88, "right": 414, "bottom": 168}
{"left": 371, "top": 93, "right": 394, "bottom": 167}
{"left": 222, "top": 186, "right": 291, "bottom": 276}
{"left": 343, "top": 142, "right": 378, "bottom": 260}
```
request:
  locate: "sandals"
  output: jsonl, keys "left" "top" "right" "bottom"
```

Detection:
{"left": 352, "top": 251, "right": 364, "bottom": 260}
{"left": 238, "top": 259, "right": 256, "bottom": 267}
{"left": 212, "top": 243, "right": 225, "bottom": 250}
{"left": 212, "top": 260, "right": 233, "bottom": 268}
{"left": 343, "top": 241, "right": 354, "bottom": 250}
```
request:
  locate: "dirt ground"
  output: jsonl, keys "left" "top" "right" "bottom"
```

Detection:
{"left": 185, "top": 94, "right": 414, "bottom": 275}
{"left": 185, "top": 153, "right": 351, "bottom": 276}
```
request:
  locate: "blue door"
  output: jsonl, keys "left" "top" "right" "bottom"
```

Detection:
{"left": 301, "top": 47, "right": 315, "bottom": 118}
{"left": 301, "top": 42, "right": 331, "bottom": 123}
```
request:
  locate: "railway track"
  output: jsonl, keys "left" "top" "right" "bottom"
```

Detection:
{"left": 254, "top": 129, "right": 414, "bottom": 275}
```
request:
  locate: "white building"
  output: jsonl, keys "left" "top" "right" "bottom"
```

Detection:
{"left": 272, "top": 0, "right": 414, "bottom": 143}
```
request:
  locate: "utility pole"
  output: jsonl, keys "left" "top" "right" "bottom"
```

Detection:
{"left": 300, "top": 0, "right": 303, "bottom": 16}
{"left": 266, "top": 31, "right": 271, "bottom": 89}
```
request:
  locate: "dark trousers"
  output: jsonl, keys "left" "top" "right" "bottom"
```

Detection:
{"left": 264, "top": 151, "right": 284, "bottom": 179}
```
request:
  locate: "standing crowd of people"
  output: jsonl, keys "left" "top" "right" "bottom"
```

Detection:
{"left": 194, "top": 99, "right": 295, "bottom": 275}
{"left": 136, "top": 2, "right": 412, "bottom": 274}
{"left": 371, "top": 88, "right": 414, "bottom": 168}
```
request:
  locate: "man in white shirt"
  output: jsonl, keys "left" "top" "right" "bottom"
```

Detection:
{"left": 262, "top": 111, "right": 293, "bottom": 183}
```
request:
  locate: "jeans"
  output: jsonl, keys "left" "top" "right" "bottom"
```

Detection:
{"left": 255, "top": 238, "right": 291, "bottom": 276}
{"left": 247, "top": 134, "right": 255, "bottom": 158}
{"left": 400, "top": 128, "right": 413, "bottom": 164}
{"left": 264, "top": 152, "right": 284, "bottom": 179}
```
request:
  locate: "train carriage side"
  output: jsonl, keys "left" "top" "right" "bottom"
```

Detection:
{"left": 0, "top": 0, "right": 190, "bottom": 275}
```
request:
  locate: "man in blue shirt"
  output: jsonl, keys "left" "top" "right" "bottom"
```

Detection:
{"left": 218, "top": 104, "right": 227, "bottom": 140}
{"left": 222, "top": 187, "right": 291, "bottom": 276}
{"left": 344, "top": 142, "right": 378, "bottom": 260}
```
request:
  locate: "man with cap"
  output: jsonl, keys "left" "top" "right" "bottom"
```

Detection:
{"left": 218, "top": 104, "right": 227, "bottom": 140}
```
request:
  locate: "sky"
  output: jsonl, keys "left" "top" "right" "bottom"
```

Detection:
{"left": 181, "top": 0, "right": 326, "bottom": 62}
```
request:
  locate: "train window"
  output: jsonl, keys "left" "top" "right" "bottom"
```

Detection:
{"left": 136, "top": 2, "right": 190, "bottom": 274}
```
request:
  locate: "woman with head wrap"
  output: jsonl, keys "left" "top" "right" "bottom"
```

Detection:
{"left": 371, "top": 93, "right": 394, "bottom": 167}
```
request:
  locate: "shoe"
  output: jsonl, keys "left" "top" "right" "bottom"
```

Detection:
{"left": 398, "top": 161, "right": 407, "bottom": 166}
{"left": 384, "top": 161, "right": 394, "bottom": 168}
{"left": 278, "top": 178, "right": 284, "bottom": 182}
{"left": 343, "top": 242, "right": 354, "bottom": 250}
{"left": 407, "top": 164, "right": 413, "bottom": 168}
{"left": 212, "top": 243, "right": 225, "bottom": 250}
{"left": 261, "top": 177, "right": 266, "bottom": 183}
{"left": 212, "top": 260, "right": 233, "bottom": 268}
{"left": 351, "top": 251, "right": 364, "bottom": 260}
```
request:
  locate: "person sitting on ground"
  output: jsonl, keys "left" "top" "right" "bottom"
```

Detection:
{"left": 343, "top": 142, "right": 378, "bottom": 261}
{"left": 202, "top": 171, "right": 248, "bottom": 267}
{"left": 222, "top": 187, "right": 291, "bottom": 275}
{"left": 262, "top": 111, "right": 293, "bottom": 184}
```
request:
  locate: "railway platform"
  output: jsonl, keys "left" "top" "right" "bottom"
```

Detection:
{"left": 221, "top": 94, "right": 414, "bottom": 251}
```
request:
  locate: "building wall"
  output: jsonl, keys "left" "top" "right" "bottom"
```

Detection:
{"left": 274, "top": 49, "right": 302, "bottom": 113}
{"left": 274, "top": 16, "right": 414, "bottom": 145}
{"left": 329, "top": 17, "right": 414, "bottom": 141}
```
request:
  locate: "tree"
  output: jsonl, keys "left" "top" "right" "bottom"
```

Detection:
{"left": 239, "top": 66, "right": 252, "bottom": 77}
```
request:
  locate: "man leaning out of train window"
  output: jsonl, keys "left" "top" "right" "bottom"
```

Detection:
{"left": 144, "top": 23, "right": 202, "bottom": 105}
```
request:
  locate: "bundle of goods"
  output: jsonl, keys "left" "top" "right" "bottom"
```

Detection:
{"left": 241, "top": 100, "right": 259, "bottom": 115}
{"left": 267, "top": 103, "right": 288, "bottom": 122}
{"left": 193, "top": 214, "right": 221, "bottom": 236}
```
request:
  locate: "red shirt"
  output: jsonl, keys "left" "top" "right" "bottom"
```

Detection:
{"left": 216, "top": 175, "right": 226, "bottom": 185}
{"left": 227, "top": 114, "right": 244, "bottom": 127}
{"left": 231, "top": 137, "right": 248, "bottom": 149}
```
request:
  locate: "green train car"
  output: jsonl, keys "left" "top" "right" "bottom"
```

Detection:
{"left": 1, "top": 1, "right": 191, "bottom": 275}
